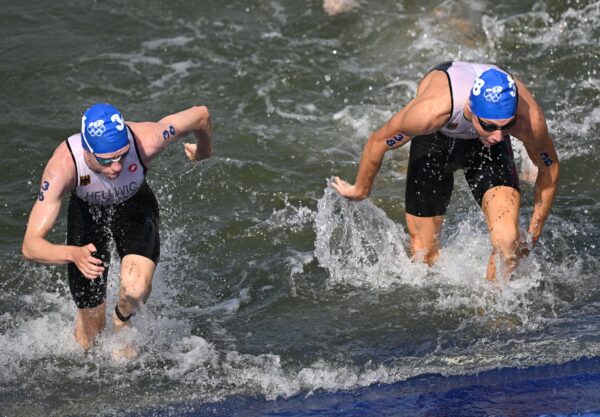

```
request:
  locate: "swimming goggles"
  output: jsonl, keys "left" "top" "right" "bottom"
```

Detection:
{"left": 477, "top": 116, "right": 517, "bottom": 132}
{"left": 95, "top": 149, "right": 129, "bottom": 165}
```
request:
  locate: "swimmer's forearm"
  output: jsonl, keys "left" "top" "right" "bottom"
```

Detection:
{"left": 193, "top": 115, "right": 213, "bottom": 157}
{"left": 22, "top": 236, "right": 76, "bottom": 265}
{"left": 353, "top": 136, "right": 386, "bottom": 198}
{"left": 529, "top": 162, "right": 559, "bottom": 241}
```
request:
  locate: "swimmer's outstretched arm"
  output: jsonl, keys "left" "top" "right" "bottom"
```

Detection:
{"left": 332, "top": 94, "right": 447, "bottom": 200}
{"left": 513, "top": 81, "right": 560, "bottom": 249}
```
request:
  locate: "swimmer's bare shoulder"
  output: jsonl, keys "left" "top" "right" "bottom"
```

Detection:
{"left": 397, "top": 70, "right": 452, "bottom": 134}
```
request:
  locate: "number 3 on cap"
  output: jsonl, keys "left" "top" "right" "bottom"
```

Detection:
{"left": 111, "top": 114, "right": 125, "bottom": 131}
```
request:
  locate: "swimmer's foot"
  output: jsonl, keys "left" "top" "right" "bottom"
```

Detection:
{"left": 111, "top": 306, "right": 138, "bottom": 360}
{"left": 111, "top": 342, "right": 138, "bottom": 361}
{"left": 323, "top": 0, "right": 356, "bottom": 16}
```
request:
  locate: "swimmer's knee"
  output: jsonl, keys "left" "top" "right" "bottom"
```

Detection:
{"left": 122, "top": 283, "right": 152, "bottom": 307}
{"left": 490, "top": 228, "right": 519, "bottom": 258}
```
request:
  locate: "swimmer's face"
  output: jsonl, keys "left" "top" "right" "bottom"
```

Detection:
{"left": 473, "top": 115, "right": 516, "bottom": 147}
{"left": 85, "top": 146, "right": 130, "bottom": 179}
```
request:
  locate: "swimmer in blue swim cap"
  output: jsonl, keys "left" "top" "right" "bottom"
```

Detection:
{"left": 332, "top": 61, "right": 559, "bottom": 283}
{"left": 23, "top": 103, "right": 213, "bottom": 357}
{"left": 469, "top": 68, "right": 518, "bottom": 147}
{"left": 81, "top": 103, "right": 130, "bottom": 154}
{"left": 79, "top": 103, "right": 131, "bottom": 180}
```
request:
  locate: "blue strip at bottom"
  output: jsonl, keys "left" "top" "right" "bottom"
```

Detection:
{"left": 129, "top": 356, "right": 600, "bottom": 417}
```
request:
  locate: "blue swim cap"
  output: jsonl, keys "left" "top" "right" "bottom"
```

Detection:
{"left": 469, "top": 68, "right": 517, "bottom": 120}
{"left": 81, "top": 103, "right": 129, "bottom": 154}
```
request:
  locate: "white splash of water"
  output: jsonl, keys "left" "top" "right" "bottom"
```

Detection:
{"left": 141, "top": 36, "right": 196, "bottom": 50}
{"left": 314, "top": 181, "right": 411, "bottom": 288}
{"left": 264, "top": 195, "right": 315, "bottom": 232}
{"left": 480, "top": 0, "right": 600, "bottom": 75}
{"left": 312, "top": 179, "right": 553, "bottom": 330}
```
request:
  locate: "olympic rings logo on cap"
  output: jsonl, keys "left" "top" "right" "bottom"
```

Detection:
{"left": 483, "top": 86, "right": 503, "bottom": 103}
{"left": 87, "top": 120, "right": 106, "bottom": 137}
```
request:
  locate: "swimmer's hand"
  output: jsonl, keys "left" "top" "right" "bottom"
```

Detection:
{"left": 331, "top": 176, "right": 368, "bottom": 201}
{"left": 73, "top": 243, "right": 104, "bottom": 279}
{"left": 184, "top": 142, "right": 212, "bottom": 161}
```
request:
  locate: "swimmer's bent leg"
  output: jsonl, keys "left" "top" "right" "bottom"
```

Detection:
{"left": 405, "top": 134, "right": 455, "bottom": 264}
{"left": 111, "top": 183, "right": 160, "bottom": 321}
{"left": 67, "top": 195, "right": 112, "bottom": 348}
{"left": 463, "top": 137, "right": 521, "bottom": 281}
